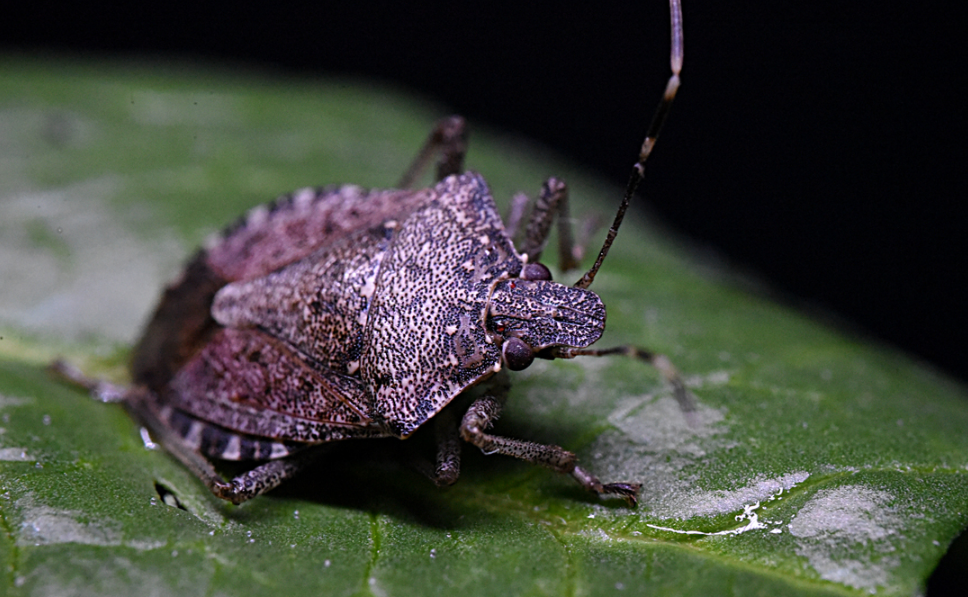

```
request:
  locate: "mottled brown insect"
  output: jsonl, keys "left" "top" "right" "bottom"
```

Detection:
{"left": 53, "top": 1, "right": 688, "bottom": 506}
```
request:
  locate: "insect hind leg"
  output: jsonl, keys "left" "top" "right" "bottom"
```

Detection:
{"left": 48, "top": 359, "right": 128, "bottom": 403}
{"left": 127, "top": 392, "right": 318, "bottom": 505}
{"left": 49, "top": 359, "right": 320, "bottom": 504}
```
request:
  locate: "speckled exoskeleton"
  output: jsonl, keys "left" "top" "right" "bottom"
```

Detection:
{"left": 53, "top": 1, "right": 689, "bottom": 506}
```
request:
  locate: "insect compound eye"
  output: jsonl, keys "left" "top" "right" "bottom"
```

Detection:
{"left": 521, "top": 262, "right": 552, "bottom": 281}
{"left": 502, "top": 336, "right": 535, "bottom": 371}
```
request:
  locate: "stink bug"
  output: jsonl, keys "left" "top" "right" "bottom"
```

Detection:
{"left": 52, "top": 0, "right": 688, "bottom": 506}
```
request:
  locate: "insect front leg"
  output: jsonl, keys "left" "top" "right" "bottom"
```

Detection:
{"left": 458, "top": 371, "right": 641, "bottom": 505}
{"left": 397, "top": 115, "right": 468, "bottom": 189}
{"left": 431, "top": 404, "right": 462, "bottom": 487}
{"left": 550, "top": 345, "right": 695, "bottom": 413}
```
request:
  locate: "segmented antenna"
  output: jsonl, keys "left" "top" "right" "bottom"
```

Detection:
{"left": 574, "top": 0, "right": 683, "bottom": 290}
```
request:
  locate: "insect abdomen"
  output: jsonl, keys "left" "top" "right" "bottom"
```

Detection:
{"left": 160, "top": 404, "right": 299, "bottom": 461}
{"left": 130, "top": 250, "right": 226, "bottom": 393}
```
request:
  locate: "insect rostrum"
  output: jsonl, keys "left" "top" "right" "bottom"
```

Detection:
{"left": 52, "top": 0, "right": 687, "bottom": 507}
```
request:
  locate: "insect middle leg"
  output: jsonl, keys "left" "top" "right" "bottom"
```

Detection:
{"left": 515, "top": 178, "right": 585, "bottom": 272}
{"left": 456, "top": 371, "right": 641, "bottom": 505}
{"left": 397, "top": 115, "right": 468, "bottom": 188}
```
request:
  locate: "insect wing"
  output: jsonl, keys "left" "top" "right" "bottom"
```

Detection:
{"left": 165, "top": 327, "right": 387, "bottom": 444}
{"left": 211, "top": 222, "right": 394, "bottom": 375}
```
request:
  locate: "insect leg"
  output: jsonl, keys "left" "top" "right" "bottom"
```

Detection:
{"left": 503, "top": 191, "right": 531, "bottom": 241}
{"left": 210, "top": 455, "right": 321, "bottom": 505}
{"left": 550, "top": 345, "right": 695, "bottom": 413}
{"left": 127, "top": 390, "right": 320, "bottom": 505}
{"left": 459, "top": 371, "right": 640, "bottom": 505}
{"left": 516, "top": 178, "right": 584, "bottom": 272}
{"left": 397, "top": 115, "right": 468, "bottom": 188}
{"left": 431, "top": 405, "right": 462, "bottom": 486}
{"left": 164, "top": 435, "right": 313, "bottom": 506}
{"left": 405, "top": 407, "right": 462, "bottom": 487}
{"left": 48, "top": 359, "right": 128, "bottom": 403}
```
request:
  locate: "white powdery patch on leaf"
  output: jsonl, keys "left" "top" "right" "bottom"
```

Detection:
{"left": 511, "top": 356, "right": 614, "bottom": 418}
{"left": 127, "top": 89, "right": 241, "bottom": 127}
{"left": 581, "top": 371, "right": 738, "bottom": 515}
{"left": 0, "top": 447, "right": 35, "bottom": 462}
{"left": 0, "top": 394, "right": 34, "bottom": 408}
{"left": 0, "top": 394, "right": 37, "bottom": 461}
{"left": 647, "top": 471, "right": 811, "bottom": 521}
{"left": 0, "top": 178, "right": 182, "bottom": 344}
{"left": 14, "top": 492, "right": 166, "bottom": 551}
{"left": 15, "top": 490, "right": 123, "bottom": 548}
{"left": 788, "top": 486, "right": 904, "bottom": 592}
{"left": 19, "top": 504, "right": 123, "bottom": 548}
{"left": 608, "top": 392, "right": 727, "bottom": 456}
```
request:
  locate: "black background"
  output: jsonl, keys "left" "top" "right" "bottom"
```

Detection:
{"left": 5, "top": 2, "right": 964, "bottom": 386}
{"left": 3, "top": 0, "right": 966, "bottom": 589}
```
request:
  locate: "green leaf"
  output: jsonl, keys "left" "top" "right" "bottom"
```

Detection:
{"left": 1, "top": 57, "right": 966, "bottom": 597}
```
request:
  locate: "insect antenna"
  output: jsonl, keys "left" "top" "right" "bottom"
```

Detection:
{"left": 573, "top": 0, "right": 683, "bottom": 289}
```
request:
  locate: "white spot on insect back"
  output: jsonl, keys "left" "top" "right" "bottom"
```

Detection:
{"left": 347, "top": 361, "right": 360, "bottom": 374}
{"left": 293, "top": 187, "right": 315, "bottom": 210}
{"left": 246, "top": 204, "right": 270, "bottom": 227}
{"left": 478, "top": 234, "right": 490, "bottom": 245}
{"left": 444, "top": 325, "right": 458, "bottom": 335}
